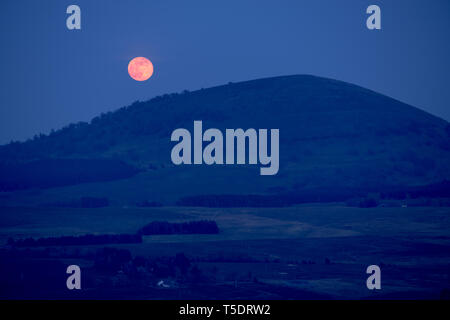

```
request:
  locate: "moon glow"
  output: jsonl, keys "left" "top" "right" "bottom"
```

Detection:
{"left": 128, "top": 57, "right": 154, "bottom": 81}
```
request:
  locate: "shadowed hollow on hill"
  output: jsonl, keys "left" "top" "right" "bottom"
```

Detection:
{"left": 0, "top": 75, "right": 449, "bottom": 205}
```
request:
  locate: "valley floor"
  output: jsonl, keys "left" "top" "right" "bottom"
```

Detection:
{"left": 0, "top": 205, "right": 449, "bottom": 299}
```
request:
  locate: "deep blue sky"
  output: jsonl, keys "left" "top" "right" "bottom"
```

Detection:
{"left": 1, "top": 0, "right": 449, "bottom": 144}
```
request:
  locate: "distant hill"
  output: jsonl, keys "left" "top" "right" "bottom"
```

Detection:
{"left": 1, "top": 75, "right": 449, "bottom": 205}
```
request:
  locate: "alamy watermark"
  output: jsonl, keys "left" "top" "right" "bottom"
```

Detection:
{"left": 170, "top": 121, "right": 279, "bottom": 176}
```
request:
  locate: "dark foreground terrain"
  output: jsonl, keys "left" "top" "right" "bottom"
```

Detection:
{"left": 0, "top": 204, "right": 449, "bottom": 299}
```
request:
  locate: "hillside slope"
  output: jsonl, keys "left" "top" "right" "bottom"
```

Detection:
{"left": 1, "top": 75, "right": 449, "bottom": 204}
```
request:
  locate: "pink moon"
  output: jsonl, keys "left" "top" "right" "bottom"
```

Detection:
{"left": 128, "top": 57, "right": 154, "bottom": 81}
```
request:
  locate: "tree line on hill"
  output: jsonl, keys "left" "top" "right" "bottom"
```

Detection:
{"left": 176, "top": 180, "right": 450, "bottom": 208}
{"left": 0, "top": 158, "right": 139, "bottom": 191}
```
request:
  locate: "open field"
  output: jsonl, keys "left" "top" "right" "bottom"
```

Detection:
{"left": 1, "top": 205, "right": 449, "bottom": 299}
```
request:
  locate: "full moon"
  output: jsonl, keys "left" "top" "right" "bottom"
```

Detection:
{"left": 128, "top": 57, "right": 154, "bottom": 81}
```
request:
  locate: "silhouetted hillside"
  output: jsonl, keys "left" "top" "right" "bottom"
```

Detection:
{"left": 0, "top": 75, "right": 449, "bottom": 205}
{"left": 0, "top": 159, "right": 139, "bottom": 191}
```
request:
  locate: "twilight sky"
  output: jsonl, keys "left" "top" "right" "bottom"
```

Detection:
{"left": 0, "top": 0, "right": 449, "bottom": 144}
